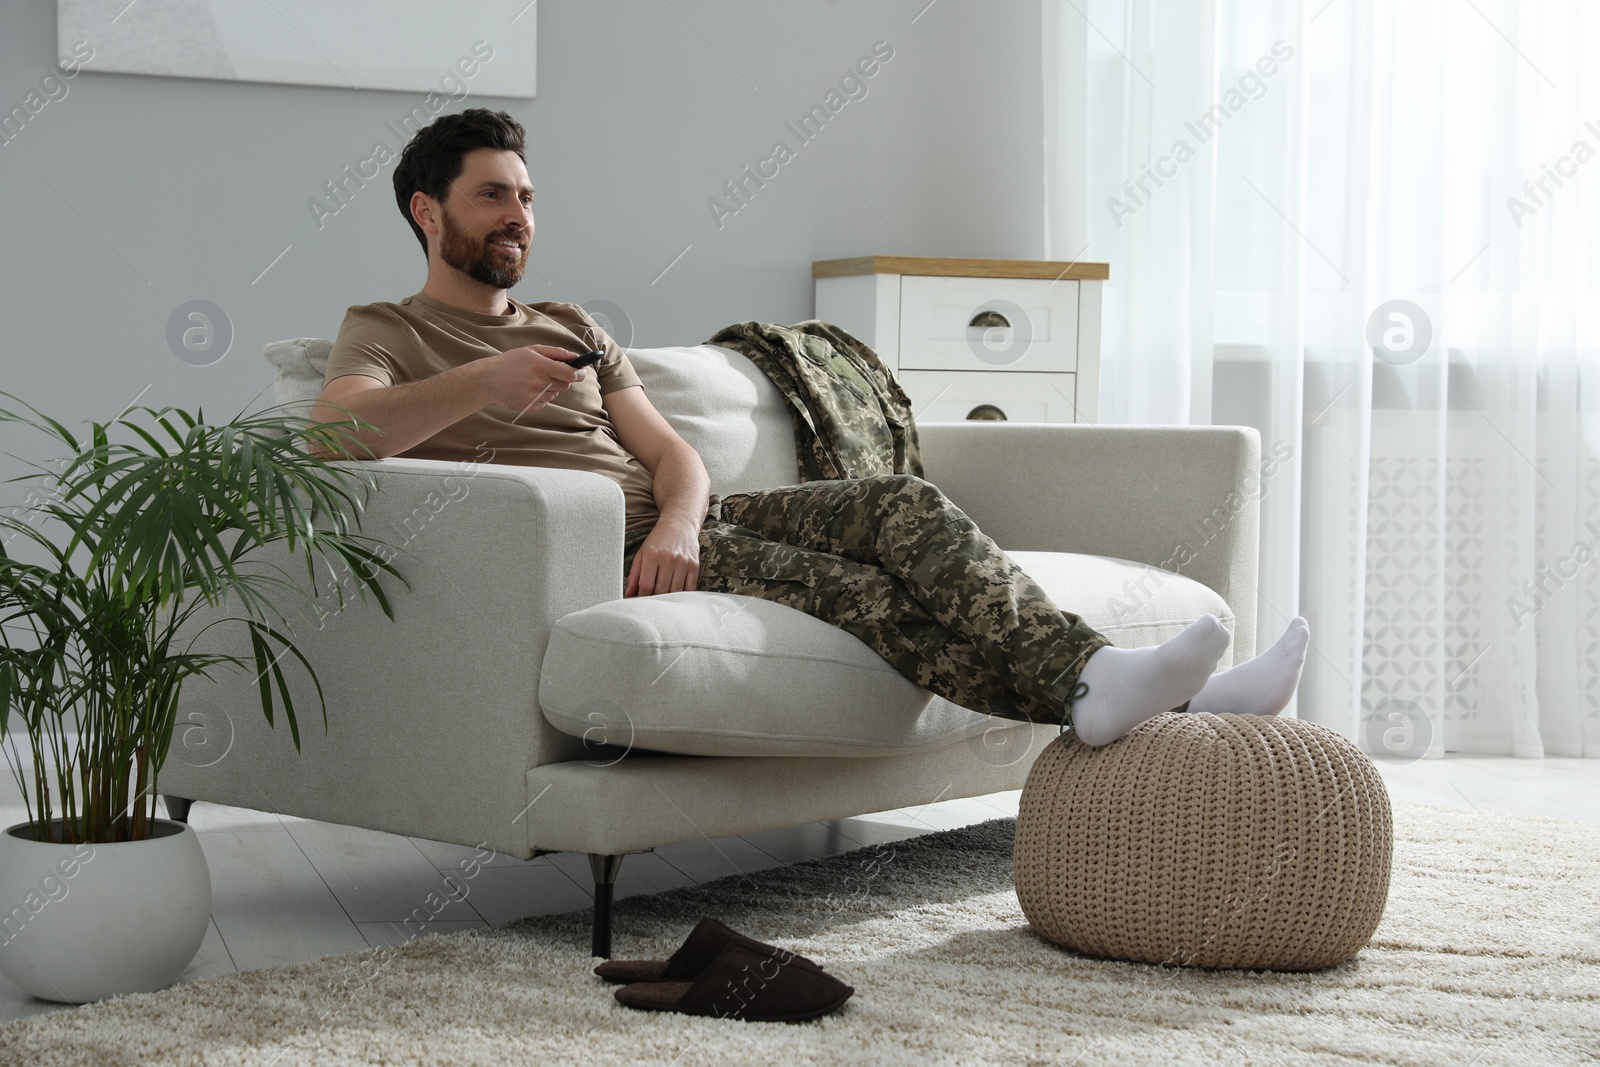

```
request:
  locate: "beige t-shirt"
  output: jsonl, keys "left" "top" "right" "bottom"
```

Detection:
{"left": 323, "top": 292, "right": 659, "bottom": 530}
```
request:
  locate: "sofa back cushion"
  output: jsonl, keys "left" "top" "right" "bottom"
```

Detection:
{"left": 266, "top": 337, "right": 334, "bottom": 418}
{"left": 625, "top": 345, "right": 800, "bottom": 497}
{"left": 264, "top": 339, "right": 800, "bottom": 497}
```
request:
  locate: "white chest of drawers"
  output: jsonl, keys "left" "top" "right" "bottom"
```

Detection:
{"left": 813, "top": 256, "right": 1108, "bottom": 424}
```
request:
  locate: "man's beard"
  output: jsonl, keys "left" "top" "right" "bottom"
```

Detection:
{"left": 438, "top": 205, "right": 529, "bottom": 290}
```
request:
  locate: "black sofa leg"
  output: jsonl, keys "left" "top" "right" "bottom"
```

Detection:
{"left": 589, "top": 854, "right": 624, "bottom": 958}
{"left": 162, "top": 795, "right": 194, "bottom": 823}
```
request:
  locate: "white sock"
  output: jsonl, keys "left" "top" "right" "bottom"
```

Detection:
{"left": 1067, "top": 614, "right": 1231, "bottom": 747}
{"left": 1185, "top": 617, "right": 1310, "bottom": 718}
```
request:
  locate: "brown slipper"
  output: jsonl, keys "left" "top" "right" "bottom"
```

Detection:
{"left": 613, "top": 941, "right": 854, "bottom": 1022}
{"left": 593, "top": 917, "right": 823, "bottom": 985}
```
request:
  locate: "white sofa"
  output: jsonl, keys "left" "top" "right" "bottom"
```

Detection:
{"left": 159, "top": 339, "right": 1260, "bottom": 955}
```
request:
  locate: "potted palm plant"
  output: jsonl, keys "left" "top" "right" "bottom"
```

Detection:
{"left": 0, "top": 395, "right": 397, "bottom": 1003}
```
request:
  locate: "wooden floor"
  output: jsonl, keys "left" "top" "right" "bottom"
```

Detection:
{"left": 1, "top": 754, "right": 1597, "bottom": 1026}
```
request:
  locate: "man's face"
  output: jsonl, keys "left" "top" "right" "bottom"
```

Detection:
{"left": 432, "top": 147, "right": 534, "bottom": 290}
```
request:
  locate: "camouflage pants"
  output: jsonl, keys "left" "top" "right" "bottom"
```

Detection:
{"left": 621, "top": 473, "right": 1115, "bottom": 725}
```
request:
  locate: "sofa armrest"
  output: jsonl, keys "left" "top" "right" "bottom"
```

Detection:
{"left": 918, "top": 422, "right": 1261, "bottom": 664}
{"left": 159, "top": 457, "right": 626, "bottom": 858}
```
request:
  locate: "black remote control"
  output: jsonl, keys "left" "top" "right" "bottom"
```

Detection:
{"left": 567, "top": 348, "right": 605, "bottom": 370}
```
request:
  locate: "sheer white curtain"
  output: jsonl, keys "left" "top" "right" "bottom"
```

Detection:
{"left": 1044, "top": 0, "right": 1600, "bottom": 758}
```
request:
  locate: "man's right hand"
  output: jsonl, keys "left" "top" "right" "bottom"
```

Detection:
{"left": 474, "top": 345, "right": 590, "bottom": 416}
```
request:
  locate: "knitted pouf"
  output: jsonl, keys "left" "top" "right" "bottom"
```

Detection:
{"left": 1013, "top": 712, "right": 1393, "bottom": 972}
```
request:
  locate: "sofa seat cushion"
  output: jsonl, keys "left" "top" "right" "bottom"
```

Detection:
{"left": 538, "top": 551, "right": 1234, "bottom": 758}
{"left": 1007, "top": 551, "right": 1236, "bottom": 662}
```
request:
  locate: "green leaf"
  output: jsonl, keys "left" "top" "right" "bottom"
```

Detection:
{"left": 0, "top": 397, "right": 402, "bottom": 841}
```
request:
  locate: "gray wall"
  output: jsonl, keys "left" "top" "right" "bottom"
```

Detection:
{"left": 0, "top": 0, "right": 1046, "bottom": 433}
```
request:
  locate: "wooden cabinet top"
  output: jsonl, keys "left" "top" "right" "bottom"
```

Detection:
{"left": 812, "top": 256, "right": 1110, "bottom": 281}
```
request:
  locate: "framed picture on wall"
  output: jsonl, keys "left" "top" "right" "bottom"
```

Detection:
{"left": 57, "top": 0, "right": 537, "bottom": 98}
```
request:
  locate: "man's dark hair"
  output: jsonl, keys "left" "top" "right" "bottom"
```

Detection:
{"left": 392, "top": 108, "right": 527, "bottom": 256}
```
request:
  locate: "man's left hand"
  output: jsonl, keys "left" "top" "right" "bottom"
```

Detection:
{"left": 625, "top": 517, "right": 702, "bottom": 597}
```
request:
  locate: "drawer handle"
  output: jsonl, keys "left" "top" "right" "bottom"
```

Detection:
{"left": 966, "top": 404, "right": 1008, "bottom": 421}
{"left": 967, "top": 302, "right": 1030, "bottom": 366}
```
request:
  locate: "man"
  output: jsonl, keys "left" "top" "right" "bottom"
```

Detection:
{"left": 311, "top": 108, "right": 1310, "bottom": 747}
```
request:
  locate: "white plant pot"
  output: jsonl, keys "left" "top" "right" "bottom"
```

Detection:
{"left": 0, "top": 818, "right": 211, "bottom": 1003}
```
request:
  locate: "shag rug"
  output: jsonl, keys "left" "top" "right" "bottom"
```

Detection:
{"left": 1, "top": 803, "right": 1596, "bottom": 1066}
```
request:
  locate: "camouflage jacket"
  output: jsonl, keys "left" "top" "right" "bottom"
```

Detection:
{"left": 706, "top": 320, "right": 923, "bottom": 482}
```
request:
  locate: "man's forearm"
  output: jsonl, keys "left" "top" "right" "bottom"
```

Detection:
{"left": 650, "top": 442, "right": 712, "bottom": 529}
{"left": 309, "top": 363, "right": 488, "bottom": 459}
